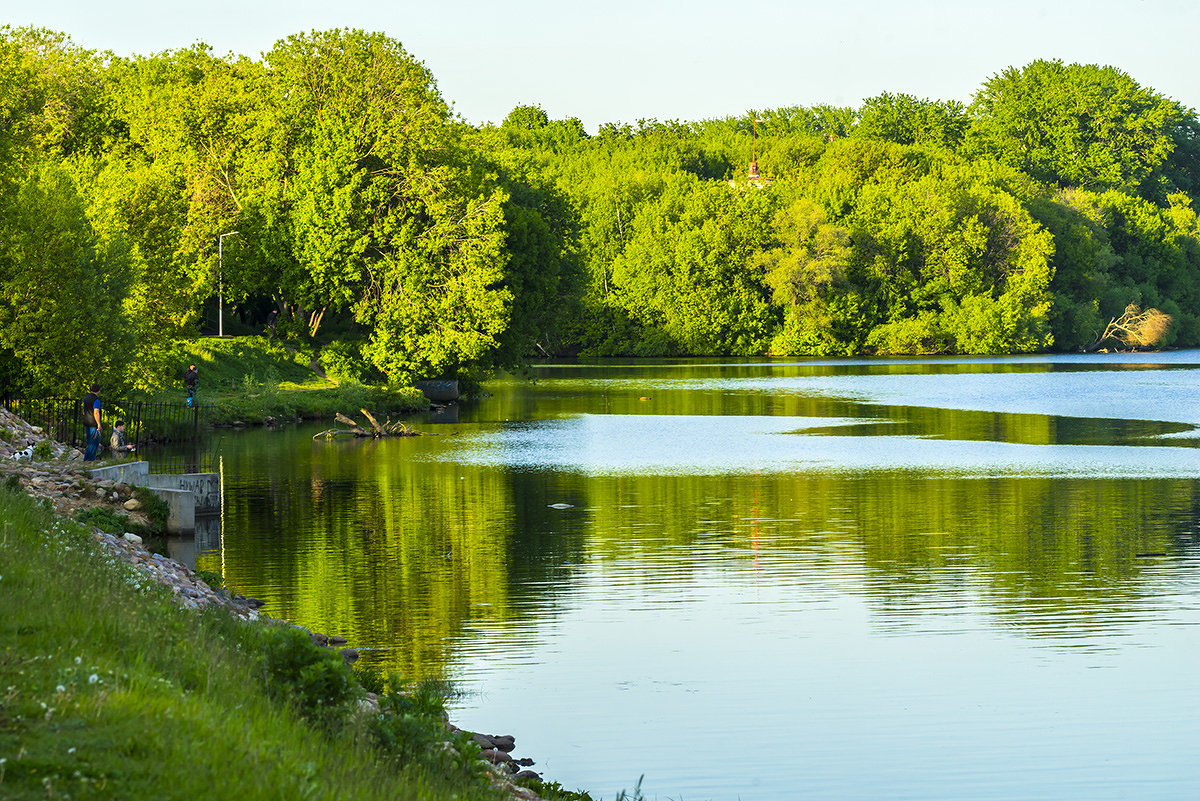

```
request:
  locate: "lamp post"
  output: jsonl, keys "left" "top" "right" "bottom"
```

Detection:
{"left": 218, "top": 230, "right": 239, "bottom": 337}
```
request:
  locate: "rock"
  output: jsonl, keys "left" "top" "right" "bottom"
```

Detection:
{"left": 547, "top": 503, "right": 573, "bottom": 509}
{"left": 341, "top": 648, "right": 359, "bottom": 664}
{"left": 328, "top": 634, "right": 347, "bottom": 646}
{"left": 124, "top": 498, "right": 142, "bottom": 511}
{"left": 471, "top": 733, "right": 495, "bottom": 749}
{"left": 489, "top": 734, "right": 516, "bottom": 752}
{"left": 513, "top": 770, "right": 541, "bottom": 782}
{"left": 310, "top": 631, "right": 329, "bottom": 645}
{"left": 481, "top": 748, "right": 513, "bottom": 764}
{"left": 245, "top": 597, "right": 264, "bottom": 609}
{"left": 124, "top": 533, "right": 143, "bottom": 546}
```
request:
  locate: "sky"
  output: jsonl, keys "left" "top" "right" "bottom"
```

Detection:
{"left": 5, "top": 0, "right": 1198, "bottom": 133}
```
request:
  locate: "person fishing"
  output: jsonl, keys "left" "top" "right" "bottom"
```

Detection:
{"left": 110, "top": 419, "right": 135, "bottom": 457}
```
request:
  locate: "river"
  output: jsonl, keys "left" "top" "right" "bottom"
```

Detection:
{"left": 191, "top": 352, "right": 1200, "bottom": 800}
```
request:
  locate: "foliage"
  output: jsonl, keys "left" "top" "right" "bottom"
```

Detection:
{"left": 319, "top": 339, "right": 375, "bottom": 383}
{"left": 969, "top": 60, "right": 1197, "bottom": 196}
{"left": 3, "top": 26, "right": 1200, "bottom": 392}
{"left": 256, "top": 624, "right": 355, "bottom": 723}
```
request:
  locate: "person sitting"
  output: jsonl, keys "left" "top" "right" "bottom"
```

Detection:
{"left": 110, "top": 420, "right": 136, "bottom": 457}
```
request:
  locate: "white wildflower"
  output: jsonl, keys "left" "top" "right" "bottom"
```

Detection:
{"left": 87, "top": 673, "right": 99, "bottom": 684}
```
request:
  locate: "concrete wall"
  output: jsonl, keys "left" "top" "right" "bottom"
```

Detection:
{"left": 88, "top": 462, "right": 220, "bottom": 534}
{"left": 145, "top": 472, "right": 219, "bottom": 514}
{"left": 152, "top": 487, "right": 195, "bottom": 534}
{"left": 87, "top": 461, "right": 150, "bottom": 485}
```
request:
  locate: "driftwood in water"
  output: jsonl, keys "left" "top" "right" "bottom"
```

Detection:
{"left": 314, "top": 410, "right": 428, "bottom": 440}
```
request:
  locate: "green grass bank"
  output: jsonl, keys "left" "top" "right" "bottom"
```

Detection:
{"left": 155, "top": 336, "right": 429, "bottom": 426}
{"left": 0, "top": 484, "right": 610, "bottom": 801}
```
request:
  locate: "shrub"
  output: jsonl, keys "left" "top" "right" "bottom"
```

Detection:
{"left": 76, "top": 506, "right": 140, "bottom": 535}
{"left": 133, "top": 486, "right": 170, "bottom": 532}
{"left": 195, "top": 569, "right": 223, "bottom": 589}
{"left": 257, "top": 625, "right": 355, "bottom": 723}
{"left": 32, "top": 439, "right": 53, "bottom": 459}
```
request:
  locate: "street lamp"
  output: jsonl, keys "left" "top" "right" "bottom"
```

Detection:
{"left": 218, "top": 230, "right": 239, "bottom": 337}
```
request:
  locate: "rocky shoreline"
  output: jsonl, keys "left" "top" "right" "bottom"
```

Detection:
{"left": 0, "top": 406, "right": 546, "bottom": 800}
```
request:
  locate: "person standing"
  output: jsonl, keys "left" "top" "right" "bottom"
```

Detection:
{"left": 81, "top": 383, "right": 101, "bottom": 461}
{"left": 266, "top": 309, "right": 278, "bottom": 341}
{"left": 184, "top": 364, "right": 198, "bottom": 407}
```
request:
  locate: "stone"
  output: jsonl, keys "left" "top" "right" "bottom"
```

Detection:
{"left": 341, "top": 648, "right": 359, "bottom": 664}
{"left": 123, "top": 533, "right": 143, "bottom": 546}
{"left": 489, "top": 734, "right": 516, "bottom": 752}
{"left": 481, "top": 748, "right": 513, "bottom": 764}
{"left": 124, "top": 498, "right": 142, "bottom": 511}
{"left": 328, "top": 634, "right": 347, "bottom": 646}
{"left": 513, "top": 770, "right": 541, "bottom": 782}
{"left": 310, "top": 632, "right": 329, "bottom": 645}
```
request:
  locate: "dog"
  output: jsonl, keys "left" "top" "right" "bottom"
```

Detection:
{"left": 10, "top": 446, "right": 34, "bottom": 460}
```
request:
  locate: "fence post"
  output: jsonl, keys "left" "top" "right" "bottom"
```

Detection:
{"left": 134, "top": 401, "right": 143, "bottom": 452}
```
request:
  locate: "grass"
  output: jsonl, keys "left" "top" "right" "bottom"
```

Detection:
{"left": 0, "top": 485, "right": 524, "bottom": 801}
{"left": 149, "top": 336, "right": 428, "bottom": 426}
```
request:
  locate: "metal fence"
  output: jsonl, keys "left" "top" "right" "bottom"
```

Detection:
{"left": 1, "top": 396, "right": 205, "bottom": 453}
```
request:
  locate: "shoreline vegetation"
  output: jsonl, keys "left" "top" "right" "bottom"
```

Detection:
{"left": 4, "top": 27, "right": 1200, "bottom": 406}
{"left": 0, "top": 407, "right": 626, "bottom": 801}
{"left": 169, "top": 336, "right": 432, "bottom": 428}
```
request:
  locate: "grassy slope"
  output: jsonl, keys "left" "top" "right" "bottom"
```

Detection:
{"left": 0, "top": 487, "right": 514, "bottom": 801}
{"left": 161, "top": 337, "right": 428, "bottom": 425}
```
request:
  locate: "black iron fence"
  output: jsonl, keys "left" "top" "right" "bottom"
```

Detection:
{"left": 1, "top": 396, "right": 205, "bottom": 453}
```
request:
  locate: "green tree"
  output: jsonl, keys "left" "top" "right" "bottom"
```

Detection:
{"left": 969, "top": 60, "right": 1193, "bottom": 196}
{"left": 606, "top": 176, "right": 778, "bottom": 354}
{"left": 856, "top": 92, "right": 968, "bottom": 149}
{"left": 0, "top": 164, "right": 136, "bottom": 393}
{"left": 267, "top": 29, "right": 510, "bottom": 383}
{"left": 756, "top": 195, "right": 858, "bottom": 355}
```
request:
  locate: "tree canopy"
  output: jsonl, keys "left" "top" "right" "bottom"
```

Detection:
{"left": 2, "top": 29, "right": 1198, "bottom": 396}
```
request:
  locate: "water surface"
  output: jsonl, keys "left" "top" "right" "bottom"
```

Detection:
{"left": 202, "top": 352, "right": 1200, "bottom": 800}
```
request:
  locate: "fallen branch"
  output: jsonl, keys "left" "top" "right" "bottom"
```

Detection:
{"left": 1084, "top": 303, "right": 1172, "bottom": 352}
{"left": 313, "top": 411, "right": 430, "bottom": 440}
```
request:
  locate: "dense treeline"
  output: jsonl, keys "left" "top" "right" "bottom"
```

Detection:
{"left": 2, "top": 26, "right": 1199, "bottom": 395}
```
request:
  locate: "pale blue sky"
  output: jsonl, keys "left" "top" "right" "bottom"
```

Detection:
{"left": 6, "top": 0, "right": 1197, "bottom": 133}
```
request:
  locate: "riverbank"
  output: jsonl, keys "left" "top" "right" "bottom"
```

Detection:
{"left": 0, "top": 410, "right": 597, "bottom": 801}
{"left": 165, "top": 336, "right": 431, "bottom": 427}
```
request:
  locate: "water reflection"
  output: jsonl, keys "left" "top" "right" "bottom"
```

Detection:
{"left": 206, "top": 354, "right": 1200, "bottom": 800}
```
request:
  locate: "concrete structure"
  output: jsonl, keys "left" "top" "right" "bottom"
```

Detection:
{"left": 87, "top": 461, "right": 150, "bottom": 485}
{"left": 152, "top": 487, "right": 196, "bottom": 534}
{"left": 145, "top": 472, "right": 219, "bottom": 514}
{"left": 88, "top": 461, "right": 220, "bottom": 535}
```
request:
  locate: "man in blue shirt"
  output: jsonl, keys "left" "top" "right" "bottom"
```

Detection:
{"left": 81, "top": 383, "right": 101, "bottom": 461}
